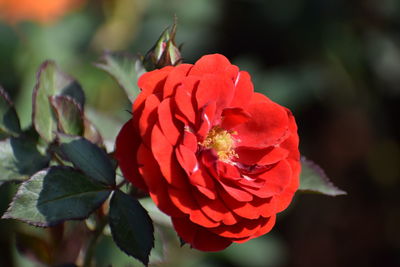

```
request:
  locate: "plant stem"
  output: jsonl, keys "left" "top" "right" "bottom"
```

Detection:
{"left": 82, "top": 216, "right": 107, "bottom": 267}
{"left": 116, "top": 179, "right": 127, "bottom": 189}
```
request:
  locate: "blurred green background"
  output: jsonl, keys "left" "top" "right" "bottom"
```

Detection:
{"left": 1, "top": 0, "right": 399, "bottom": 266}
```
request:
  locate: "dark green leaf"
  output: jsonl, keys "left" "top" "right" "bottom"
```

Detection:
{"left": 58, "top": 135, "right": 115, "bottom": 186}
{"left": 50, "top": 95, "right": 84, "bottom": 136}
{"left": 0, "top": 86, "right": 21, "bottom": 139}
{"left": 109, "top": 190, "right": 154, "bottom": 266}
{"left": 2, "top": 166, "right": 110, "bottom": 227}
{"left": 0, "top": 137, "right": 50, "bottom": 183}
{"left": 32, "top": 61, "right": 85, "bottom": 142}
{"left": 95, "top": 52, "right": 143, "bottom": 103}
{"left": 299, "top": 157, "right": 347, "bottom": 196}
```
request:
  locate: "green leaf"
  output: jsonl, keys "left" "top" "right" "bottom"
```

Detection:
{"left": 109, "top": 190, "right": 154, "bottom": 266}
{"left": 58, "top": 135, "right": 115, "bottom": 186}
{"left": 50, "top": 95, "right": 84, "bottom": 136}
{"left": 0, "top": 86, "right": 21, "bottom": 139}
{"left": 0, "top": 136, "right": 50, "bottom": 183}
{"left": 95, "top": 52, "right": 144, "bottom": 103}
{"left": 32, "top": 61, "right": 85, "bottom": 142}
{"left": 299, "top": 157, "right": 347, "bottom": 196}
{"left": 2, "top": 166, "right": 110, "bottom": 227}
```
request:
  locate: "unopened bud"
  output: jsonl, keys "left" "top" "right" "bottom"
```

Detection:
{"left": 143, "top": 22, "right": 183, "bottom": 70}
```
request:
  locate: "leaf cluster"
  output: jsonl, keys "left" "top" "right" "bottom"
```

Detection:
{"left": 0, "top": 57, "right": 152, "bottom": 266}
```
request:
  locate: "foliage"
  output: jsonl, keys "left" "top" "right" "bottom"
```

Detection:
{"left": 0, "top": 59, "right": 156, "bottom": 265}
{"left": 0, "top": 24, "right": 345, "bottom": 267}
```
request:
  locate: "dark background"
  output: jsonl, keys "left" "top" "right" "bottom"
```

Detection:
{"left": 0, "top": 0, "right": 399, "bottom": 266}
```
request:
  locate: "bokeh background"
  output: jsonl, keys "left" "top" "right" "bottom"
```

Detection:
{"left": 1, "top": 0, "right": 399, "bottom": 266}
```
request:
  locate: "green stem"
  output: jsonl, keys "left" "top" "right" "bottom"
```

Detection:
{"left": 82, "top": 216, "right": 107, "bottom": 267}
{"left": 116, "top": 179, "right": 127, "bottom": 189}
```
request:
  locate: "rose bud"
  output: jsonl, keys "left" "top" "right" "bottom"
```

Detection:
{"left": 115, "top": 54, "right": 300, "bottom": 251}
{"left": 143, "top": 23, "right": 183, "bottom": 71}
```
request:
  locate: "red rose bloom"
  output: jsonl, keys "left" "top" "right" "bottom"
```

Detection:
{"left": 115, "top": 54, "right": 300, "bottom": 251}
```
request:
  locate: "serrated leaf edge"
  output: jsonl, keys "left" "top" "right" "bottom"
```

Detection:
{"left": 94, "top": 50, "right": 141, "bottom": 103}
{"left": 1, "top": 166, "right": 111, "bottom": 227}
{"left": 108, "top": 190, "right": 154, "bottom": 266}
{"left": 299, "top": 156, "right": 347, "bottom": 196}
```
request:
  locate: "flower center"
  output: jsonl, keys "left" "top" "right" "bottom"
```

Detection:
{"left": 201, "top": 126, "right": 238, "bottom": 161}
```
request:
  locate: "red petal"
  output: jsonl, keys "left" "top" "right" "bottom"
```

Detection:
{"left": 172, "top": 217, "right": 232, "bottom": 251}
{"left": 157, "top": 98, "right": 181, "bottom": 145}
{"left": 237, "top": 176, "right": 265, "bottom": 189}
{"left": 169, "top": 187, "right": 219, "bottom": 228}
{"left": 210, "top": 217, "right": 264, "bottom": 239}
{"left": 163, "top": 64, "right": 192, "bottom": 98}
{"left": 174, "top": 76, "right": 199, "bottom": 125}
{"left": 196, "top": 186, "right": 216, "bottom": 200}
{"left": 190, "top": 209, "right": 219, "bottom": 228}
{"left": 196, "top": 101, "right": 216, "bottom": 140}
{"left": 218, "top": 180, "right": 253, "bottom": 202}
{"left": 217, "top": 161, "right": 241, "bottom": 180}
{"left": 280, "top": 109, "right": 300, "bottom": 161}
{"left": 251, "top": 160, "right": 292, "bottom": 197}
{"left": 188, "top": 167, "right": 217, "bottom": 199}
{"left": 232, "top": 215, "right": 276, "bottom": 243}
{"left": 176, "top": 145, "right": 199, "bottom": 175}
{"left": 115, "top": 120, "right": 148, "bottom": 191}
{"left": 150, "top": 124, "right": 186, "bottom": 188}
{"left": 251, "top": 197, "right": 277, "bottom": 218}
{"left": 195, "top": 74, "right": 234, "bottom": 117}
{"left": 224, "top": 64, "right": 240, "bottom": 81}
{"left": 274, "top": 158, "right": 300, "bottom": 212}
{"left": 189, "top": 54, "right": 233, "bottom": 76}
{"left": 194, "top": 191, "right": 237, "bottom": 225}
{"left": 219, "top": 188, "right": 276, "bottom": 219}
{"left": 251, "top": 214, "right": 276, "bottom": 238}
{"left": 180, "top": 130, "right": 198, "bottom": 152}
{"left": 192, "top": 228, "right": 232, "bottom": 251}
{"left": 136, "top": 144, "right": 160, "bottom": 190}
{"left": 233, "top": 93, "right": 289, "bottom": 148}
{"left": 236, "top": 146, "right": 289, "bottom": 166}
{"left": 138, "top": 94, "right": 160, "bottom": 146}
{"left": 137, "top": 144, "right": 183, "bottom": 217}
{"left": 221, "top": 107, "right": 251, "bottom": 130}
{"left": 131, "top": 92, "right": 147, "bottom": 126}
{"left": 137, "top": 66, "right": 173, "bottom": 95}
{"left": 230, "top": 71, "right": 254, "bottom": 108}
{"left": 219, "top": 189, "right": 259, "bottom": 219}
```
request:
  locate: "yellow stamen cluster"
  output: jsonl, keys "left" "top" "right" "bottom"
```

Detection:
{"left": 201, "top": 126, "right": 238, "bottom": 161}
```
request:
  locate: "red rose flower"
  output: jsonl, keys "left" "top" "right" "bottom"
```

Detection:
{"left": 115, "top": 54, "right": 300, "bottom": 251}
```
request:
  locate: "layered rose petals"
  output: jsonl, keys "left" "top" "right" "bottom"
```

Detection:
{"left": 115, "top": 54, "right": 300, "bottom": 251}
